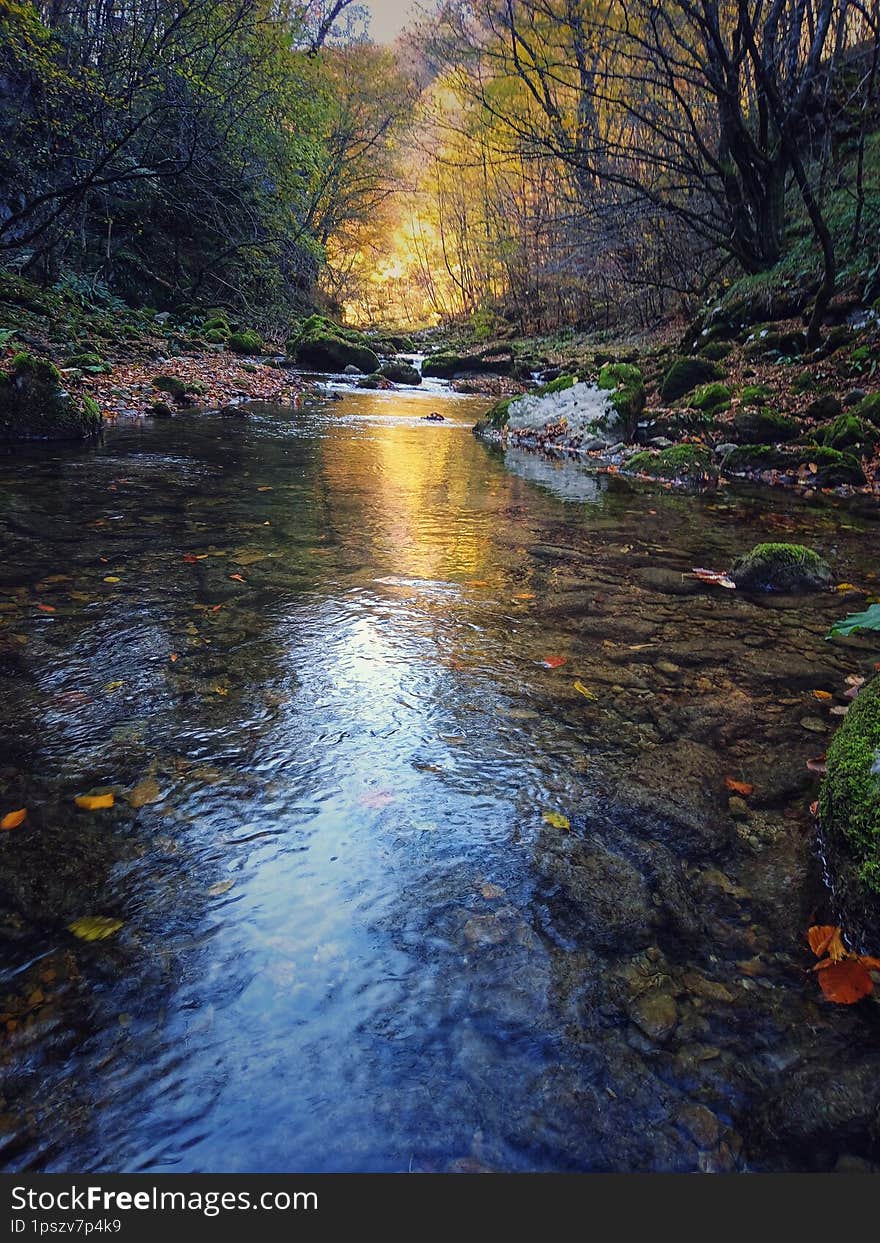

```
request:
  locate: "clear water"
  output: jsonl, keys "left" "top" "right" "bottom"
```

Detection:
{"left": 1, "top": 385, "right": 878, "bottom": 1172}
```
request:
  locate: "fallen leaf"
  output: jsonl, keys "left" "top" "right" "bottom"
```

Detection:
{"left": 809, "top": 800, "right": 819, "bottom": 816}
{"left": 1, "top": 808, "right": 27, "bottom": 831}
{"left": 74, "top": 792, "right": 114, "bottom": 810}
{"left": 103, "top": 680, "right": 125, "bottom": 693}
{"left": 692, "top": 567, "right": 736, "bottom": 589}
{"left": 103, "top": 576, "right": 120, "bottom": 584}
{"left": 169, "top": 652, "right": 178, "bottom": 662}
{"left": 36, "top": 603, "right": 56, "bottom": 613}
{"left": 542, "top": 810, "right": 570, "bottom": 830}
{"left": 228, "top": 573, "right": 246, "bottom": 583}
{"left": 816, "top": 960, "right": 873, "bottom": 1005}
{"left": 811, "top": 689, "right": 832, "bottom": 701}
{"left": 211, "top": 603, "right": 223, "bottom": 612}
{"left": 835, "top": 582, "right": 858, "bottom": 592}
{"left": 808, "top": 925, "right": 846, "bottom": 961}
{"left": 573, "top": 680, "right": 597, "bottom": 700}
{"left": 724, "top": 777, "right": 754, "bottom": 796}
{"left": 806, "top": 755, "right": 827, "bottom": 775}
{"left": 540, "top": 655, "right": 567, "bottom": 669}
{"left": 68, "top": 916, "right": 123, "bottom": 942}
{"left": 512, "top": 592, "right": 535, "bottom": 601}
{"left": 257, "top": 486, "right": 273, "bottom": 492}
{"left": 207, "top": 879, "right": 235, "bottom": 897}
{"left": 212, "top": 686, "right": 229, "bottom": 696}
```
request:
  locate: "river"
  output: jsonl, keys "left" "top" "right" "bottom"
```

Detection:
{"left": 1, "top": 381, "right": 879, "bottom": 1172}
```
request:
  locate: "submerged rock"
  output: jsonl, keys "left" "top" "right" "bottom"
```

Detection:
{"left": 0, "top": 353, "right": 101, "bottom": 442}
{"left": 729, "top": 543, "right": 832, "bottom": 593}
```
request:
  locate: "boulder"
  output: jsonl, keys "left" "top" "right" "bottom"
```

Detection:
{"left": 659, "top": 357, "right": 724, "bottom": 402}
{"left": 733, "top": 407, "right": 800, "bottom": 444}
{"left": 378, "top": 361, "right": 422, "bottom": 386}
{"left": 819, "top": 674, "right": 880, "bottom": 907}
{"left": 729, "top": 543, "right": 832, "bottom": 593}
{"left": 626, "top": 444, "right": 717, "bottom": 484}
{"left": 228, "top": 329, "right": 263, "bottom": 355}
{"left": 0, "top": 353, "right": 102, "bottom": 441}
{"left": 288, "top": 315, "right": 380, "bottom": 374}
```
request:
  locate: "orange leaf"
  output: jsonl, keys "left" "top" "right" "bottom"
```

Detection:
{"left": 811, "top": 690, "right": 832, "bottom": 701}
{"left": 857, "top": 956, "right": 880, "bottom": 971}
{"left": 817, "top": 959, "right": 873, "bottom": 1005}
{"left": 540, "top": 655, "right": 567, "bottom": 669}
{"left": 228, "top": 574, "right": 246, "bottom": 583}
{"left": 74, "top": 792, "right": 114, "bottom": 811}
{"left": 808, "top": 925, "right": 844, "bottom": 960}
{"left": 1, "top": 808, "right": 27, "bottom": 831}
{"left": 809, "top": 800, "right": 819, "bottom": 816}
{"left": 211, "top": 604, "right": 223, "bottom": 612}
{"left": 724, "top": 777, "right": 754, "bottom": 796}
{"left": 36, "top": 603, "right": 55, "bottom": 613}
{"left": 512, "top": 592, "right": 535, "bottom": 601}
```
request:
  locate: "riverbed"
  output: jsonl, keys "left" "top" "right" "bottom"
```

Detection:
{"left": 1, "top": 381, "right": 879, "bottom": 1172}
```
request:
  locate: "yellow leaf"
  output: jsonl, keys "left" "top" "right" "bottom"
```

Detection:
{"left": 1, "top": 808, "right": 27, "bottom": 831}
{"left": 68, "top": 916, "right": 123, "bottom": 941}
{"left": 835, "top": 583, "right": 858, "bottom": 592}
{"left": 103, "top": 576, "right": 121, "bottom": 584}
{"left": 812, "top": 689, "right": 832, "bottom": 701}
{"left": 207, "top": 879, "right": 235, "bottom": 897}
{"left": 103, "top": 680, "right": 125, "bottom": 693}
{"left": 74, "top": 792, "right": 114, "bottom": 810}
{"left": 542, "top": 810, "right": 571, "bottom": 830}
{"left": 212, "top": 686, "right": 229, "bottom": 696}
{"left": 573, "top": 680, "right": 597, "bottom": 700}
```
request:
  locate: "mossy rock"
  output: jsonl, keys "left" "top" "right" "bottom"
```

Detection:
{"left": 791, "top": 370, "right": 815, "bottom": 393}
{"left": 730, "top": 543, "right": 832, "bottom": 593}
{"left": 421, "top": 352, "right": 461, "bottom": 378}
{"left": 805, "top": 393, "right": 843, "bottom": 421}
{"left": 819, "top": 675, "right": 880, "bottom": 916}
{"left": 733, "top": 406, "right": 800, "bottom": 444}
{"left": 152, "top": 374, "right": 205, "bottom": 402}
{"left": 369, "top": 333, "right": 416, "bottom": 354}
{"left": 740, "top": 384, "right": 773, "bottom": 406}
{"left": 0, "top": 352, "right": 102, "bottom": 441}
{"left": 698, "top": 340, "right": 733, "bottom": 361}
{"left": 63, "top": 352, "right": 110, "bottom": 373}
{"left": 422, "top": 346, "right": 514, "bottom": 379}
{"left": 687, "top": 382, "right": 731, "bottom": 414}
{"left": 659, "top": 357, "right": 723, "bottom": 402}
{"left": 228, "top": 329, "right": 263, "bottom": 355}
{"left": 378, "top": 361, "right": 421, "bottom": 386}
{"left": 811, "top": 413, "right": 875, "bottom": 452}
{"left": 0, "top": 271, "right": 52, "bottom": 315}
{"left": 149, "top": 401, "right": 175, "bottom": 418}
{"left": 855, "top": 393, "right": 880, "bottom": 426}
{"left": 627, "top": 444, "right": 717, "bottom": 483}
{"left": 722, "top": 443, "right": 865, "bottom": 486}
{"left": 541, "top": 373, "right": 577, "bottom": 395}
{"left": 202, "top": 316, "right": 230, "bottom": 335}
{"left": 598, "top": 362, "right": 642, "bottom": 390}
{"left": 484, "top": 394, "right": 522, "bottom": 429}
{"left": 201, "top": 329, "right": 229, "bottom": 345}
{"left": 291, "top": 328, "right": 380, "bottom": 374}
{"left": 744, "top": 327, "right": 807, "bottom": 359}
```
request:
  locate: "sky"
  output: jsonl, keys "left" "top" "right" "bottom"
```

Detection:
{"left": 362, "top": 0, "right": 421, "bottom": 43}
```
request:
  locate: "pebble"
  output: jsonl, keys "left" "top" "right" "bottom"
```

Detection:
{"left": 630, "top": 991, "right": 679, "bottom": 1041}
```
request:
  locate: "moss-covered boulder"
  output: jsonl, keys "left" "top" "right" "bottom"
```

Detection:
{"left": 542, "top": 373, "right": 577, "bottom": 395}
{"left": 289, "top": 316, "right": 380, "bottom": 374}
{"left": 722, "top": 443, "right": 865, "bottom": 486}
{"left": 659, "top": 357, "right": 723, "bottom": 402}
{"left": 483, "top": 394, "right": 522, "bottom": 429}
{"left": 805, "top": 393, "right": 843, "bottom": 421}
{"left": 743, "top": 327, "right": 808, "bottom": 359}
{"left": 421, "top": 352, "right": 460, "bottom": 378}
{"left": 152, "top": 374, "right": 206, "bottom": 403}
{"left": 598, "top": 362, "right": 645, "bottom": 430}
{"left": 740, "top": 384, "right": 773, "bottom": 407}
{"left": 819, "top": 676, "right": 880, "bottom": 904}
{"left": 0, "top": 353, "right": 102, "bottom": 441}
{"left": 63, "top": 352, "right": 110, "bottom": 373}
{"left": 228, "top": 329, "right": 263, "bottom": 355}
{"left": 855, "top": 393, "right": 880, "bottom": 426}
{"left": 811, "top": 413, "right": 875, "bottom": 452}
{"left": 729, "top": 543, "right": 832, "bottom": 592}
{"left": 687, "top": 382, "right": 731, "bottom": 414}
{"left": 378, "top": 361, "right": 422, "bottom": 386}
{"left": 733, "top": 406, "right": 800, "bottom": 444}
{"left": 626, "top": 444, "right": 716, "bottom": 484}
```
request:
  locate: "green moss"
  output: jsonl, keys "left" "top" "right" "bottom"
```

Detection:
{"left": 202, "top": 316, "right": 230, "bottom": 334}
{"left": 598, "top": 362, "right": 642, "bottom": 390}
{"left": 819, "top": 675, "right": 880, "bottom": 895}
{"left": 378, "top": 361, "right": 421, "bottom": 385}
{"left": 730, "top": 543, "right": 832, "bottom": 592}
{"left": 0, "top": 352, "right": 101, "bottom": 441}
{"left": 698, "top": 340, "right": 732, "bottom": 361}
{"left": 152, "top": 374, "right": 189, "bottom": 400}
{"left": 485, "top": 394, "right": 521, "bottom": 428}
{"left": 741, "top": 384, "right": 773, "bottom": 406}
{"left": 744, "top": 326, "right": 807, "bottom": 359}
{"left": 228, "top": 329, "right": 263, "bottom": 355}
{"left": 63, "top": 352, "right": 109, "bottom": 372}
{"left": 201, "top": 329, "right": 228, "bottom": 345}
{"left": 292, "top": 331, "right": 380, "bottom": 374}
{"left": 688, "top": 382, "right": 731, "bottom": 413}
{"left": 791, "top": 370, "right": 815, "bottom": 393}
{"left": 660, "top": 357, "right": 723, "bottom": 402}
{"left": 421, "top": 352, "right": 460, "bottom": 378}
{"left": 855, "top": 393, "right": 880, "bottom": 426}
{"left": 542, "top": 373, "right": 577, "bottom": 395}
{"left": 627, "top": 443, "right": 716, "bottom": 482}
{"left": 721, "top": 443, "right": 865, "bottom": 484}
{"left": 811, "top": 413, "right": 875, "bottom": 452}
{"left": 734, "top": 406, "right": 800, "bottom": 444}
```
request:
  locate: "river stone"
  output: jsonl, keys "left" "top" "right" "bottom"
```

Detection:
{"left": 620, "top": 739, "right": 731, "bottom": 853}
{"left": 730, "top": 543, "right": 832, "bottom": 593}
{"left": 629, "top": 990, "right": 678, "bottom": 1042}
{"left": 535, "top": 836, "right": 655, "bottom": 947}
{"left": 0, "top": 354, "right": 102, "bottom": 442}
{"left": 634, "top": 567, "right": 701, "bottom": 596}
{"left": 676, "top": 1102, "right": 721, "bottom": 1148}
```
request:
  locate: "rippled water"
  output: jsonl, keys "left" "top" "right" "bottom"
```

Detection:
{"left": 1, "top": 385, "right": 879, "bottom": 1172}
